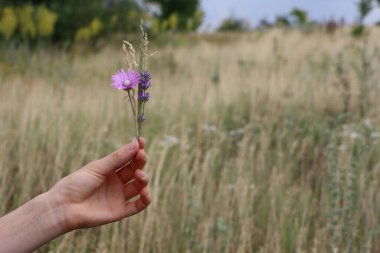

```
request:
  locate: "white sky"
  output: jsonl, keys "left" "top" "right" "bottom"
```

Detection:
{"left": 201, "top": 0, "right": 380, "bottom": 29}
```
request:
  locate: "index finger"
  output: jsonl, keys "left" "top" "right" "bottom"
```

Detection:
{"left": 88, "top": 139, "right": 139, "bottom": 175}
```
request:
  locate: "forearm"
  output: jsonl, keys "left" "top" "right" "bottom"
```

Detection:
{"left": 0, "top": 191, "right": 69, "bottom": 253}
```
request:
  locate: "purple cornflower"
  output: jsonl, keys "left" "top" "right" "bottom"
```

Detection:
{"left": 140, "top": 71, "right": 152, "bottom": 90}
{"left": 138, "top": 90, "right": 150, "bottom": 102}
{"left": 112, "top": 68, "right": 140, "bottom": 90}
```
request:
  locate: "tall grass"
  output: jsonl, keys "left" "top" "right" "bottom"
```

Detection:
{"left": 1, "top": 29, "right": 380, "bottom": 252}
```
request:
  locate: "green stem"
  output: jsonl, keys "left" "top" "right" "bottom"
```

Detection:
{"left": 127, "top": 90, "right": 139, "bottom": 138}
{"left": 138, "top": 20, "right": 145, "bottom": 136}
{"left": 137, "top": 102, "right": 145, "bottom": 135}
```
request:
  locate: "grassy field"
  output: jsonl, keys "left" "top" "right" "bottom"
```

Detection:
{"left": 1, "top": 28, "right": 380, "bottom": 252}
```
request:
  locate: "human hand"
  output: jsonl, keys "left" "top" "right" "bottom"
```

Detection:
{"left": 49, "top": 138, "right": 151, "bottom": 230}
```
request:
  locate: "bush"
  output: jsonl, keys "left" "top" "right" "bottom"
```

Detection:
{"left": 0, "top": 7, "right": 18, "bottom": 40}
{"left": 290, "top": 8, "right": 308, "bottom": 25}
{"left": 149, "top": 0, "right": 201, "bottom": 30}
{"left": 74, "top": 18, "right": 103, "bottom": 42}
{"left": 36, "top": 6, "right": 58, "bottom": 37}
{"left": 0, "top": 0, "right": 204, "bottom": 42}
{"left": 217, "top": 18, "right": 250, "bottom": 32}
{"left": 17, "top": 4, "right": 37, "bottom": 39}
{"left": 0, "top": 4, "right": 58, "bottom": 41}
{"left": 168, "top": 13, "right": 179, "bottom": 32}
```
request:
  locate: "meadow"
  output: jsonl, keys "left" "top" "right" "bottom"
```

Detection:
{"left": 1, "top": 28, "right": 380, "bottom": 252}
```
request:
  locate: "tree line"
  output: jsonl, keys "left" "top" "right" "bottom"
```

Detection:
{"left": 0, "top": 0, "right": 203, "bottom": 42}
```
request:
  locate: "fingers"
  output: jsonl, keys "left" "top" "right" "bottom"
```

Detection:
{"left": 124, "top": 170, "right": 149, "bottom": 200}
{"left": 138, "top": 137, "right": 146, "bottom": 149}
{"left": 124, "top": 187, "right": 151, "bottom": 217}
{"left": 88, "top": 139, "right": 139, "bottom": 176}
{"left": 117, "top": 149, "right": 147, "bottom": 183}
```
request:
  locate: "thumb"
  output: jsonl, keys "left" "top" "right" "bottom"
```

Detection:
{"left": 88, "top": 139, "right": 139, "bottom": 176}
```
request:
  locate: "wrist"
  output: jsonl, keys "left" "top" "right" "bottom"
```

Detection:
{"left": 36, "top": 190, "right": 72, "bottom": 235}
{"left": 0, "top": 190, "right": 72, "bottom": 253}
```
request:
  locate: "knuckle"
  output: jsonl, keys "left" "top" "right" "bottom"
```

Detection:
{"left": 85, "top": 161, "right": 105, "bottom": 176}
{"left": 137, "top": 170, "right": 149, "bottom": 183}
{"left": 144, "top": 173, "right": 149, "bottom": 182}
{"left": 144, "top": 194, "right": 151, "bottom": 205}
{"left": 86, "top": 160, "right": 101, "bottom": 171}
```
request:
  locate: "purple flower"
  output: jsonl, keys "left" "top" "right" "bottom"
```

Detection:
{"left": 140, "top": 71, "right": 152, "bottom": 90}
{"left": 141, "top": 80, "right": 151, "bottom": 90}
{"left": 141, "top": 71, "right": 151, "bottom": 81}
{"left": 138, "top": 90, "right": 150, "bottom": 102}
{"left": 138, "top": 114, "right": 145, "bottom": 122}
{"left": 112, "top": 68, "right": 140, "bottom": 90}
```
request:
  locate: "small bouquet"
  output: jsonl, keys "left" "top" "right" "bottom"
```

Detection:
{"left": 111, "top": 21, "right": 151, "bottom": 139}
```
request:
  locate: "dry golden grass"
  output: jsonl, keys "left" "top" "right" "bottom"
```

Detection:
{"left": 1, "top": 28, "right": 380, "bottom": 252}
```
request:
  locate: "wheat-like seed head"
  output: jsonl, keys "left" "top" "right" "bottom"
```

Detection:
{"left": 122, "top": 43, "right": 132, "bottom": 69}
{"left": 123, "top": 40, "right": 138, "bottom": 68}
{"left": 144, "top": 32, "right": 149, "bottom": 69}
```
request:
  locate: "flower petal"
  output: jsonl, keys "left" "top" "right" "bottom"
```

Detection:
{"left": 111, "top": 69, "right": 129, "bottom": 89}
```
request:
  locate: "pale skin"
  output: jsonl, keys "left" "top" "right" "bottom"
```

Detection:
{"left": 0, "top": 138, "right": 151, "bottom": 253}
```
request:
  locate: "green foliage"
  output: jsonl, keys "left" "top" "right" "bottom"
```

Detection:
{"left": 275, "top": 15, "right": 290, "bottom": 27}
{"left": 0, "top": 7, "right": 18, "bottom": 40}
{"left": 351, "top": 25, "right": 366, "bottom": 37}
{"left": 150, "top": 17, "right": 161, "bottom": 34}
{"left": 275, "top": 8, "right": 313, "bottom": 27}
{"left": 74, "top": 18, "right": 103, "bottom": 42}
{"left": 1, "top": 0, "right": 202, "bottom": 40}
{"left": 193, "top": 9, "right": 203, "bottom": 30}
{"left": 0, "top": 0, "right": 140, "bottom": 43}
{"left": 351, "top": 0, "right": 374, "bottom": 37}
{"left": 270, "top": 8, "right": 325, "bottom": 33}
{"left": 273, "top": 9, "right": 311, "bottom": 29}
{"left": 0, "top": 4, "right": 58, "bottom": 41}
{"left": 149, "top": 0, "right": 202, "bottom": 31}
{"left": 358, "top": 0, "right": 373, "bottom": 23}
{"left": 36, "top": 6, "right": 58, "bottom": 37}
{"left": 125, "top": 8, "right": 140, "bottom": 32}
{"left": 161, "top": 19, "right": 168, "bottom": 31}
{"left": 290, "top": 8, "right": 308, "bottom": 25}
{"left": 17, "top": 4, "right": 37, "bottom": 39}
{"left": 48, "top": 0, "right": 104, "bottom": 41}
{"left": 168, "top": 13, "right": 179, "bottom": 32}
{"left": 217, "top": 18, "right": 250, "bottom": 32}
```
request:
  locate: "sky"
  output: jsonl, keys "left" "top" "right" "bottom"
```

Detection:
{"left": 200, "top": 0, "right": 380, "bottom": 29}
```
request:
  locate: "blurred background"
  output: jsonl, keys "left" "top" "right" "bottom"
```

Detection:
{"left": 0, "top": 0, "right": 379, "bottom": 43}
{"left": 1, "top": 1, "right": 380, "bottom": 252}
